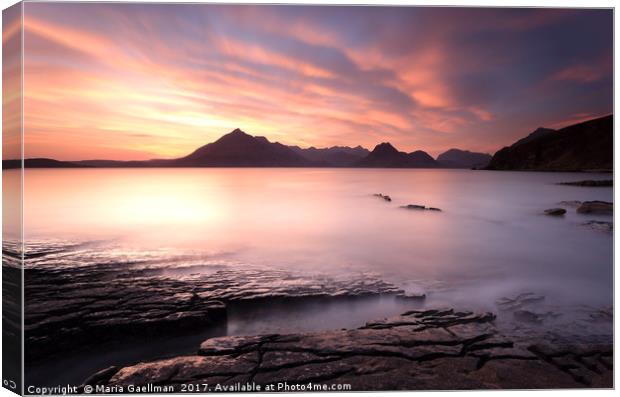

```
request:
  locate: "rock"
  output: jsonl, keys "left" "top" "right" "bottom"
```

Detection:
{"left": 512, "top": 309, "right": 561, "bottom": 325}
{"left": 108, "top": 353, "right": 258, "bottom": 387}
{"left": 581, "top": 221, "right": 613, "bottom": 233}
{"left": 259, "top": 351, "right": 340, "bottom": 371}
{"left": 23, "top": 240, "right": 407, "bottom": 361}
{"left": 470, "top": 358, "right": 580, "bottom": 389}
{"left": 544, "top": 208, "right": 566, "bottom": 216}
{"left": 558, "top": 200, "right": 582, "bottom": 207}
{"left": 496, "top": 292, "right": 545, "bottom": 311}
{"left": 199, "top": 335, "right": 274, "bottom": 355}
{"left": 589, "top": 307, "right": 613, "bottom": 322}
{"left": 558, "top": 180, "right": 612, "bottom": 187}
{"left": 403, "top": 204, "right": 425, "bottom": 210}
{"left": 81, "top": 366, "right": 119, "bottom": 387}
{"left": 576, "top": 201, "right": 613, "bottom": 214}
{"left": 90, "top": 308, "right": 612, "bottom": 390}
{"left": 401, "top": 205, "right": 442, "bottom": 211}
{"left": 513, "top": 310, "right": 543, "bottom": 324}
{"left": 373, "top": 193, "right": 392, "bottom": 202}
{"left": 395, "top": 292, "right": 426, "bottom": 300}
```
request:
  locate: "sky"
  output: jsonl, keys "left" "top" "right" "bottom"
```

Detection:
{"left": 14, "top": 3, "right": 613, "bottom": 160}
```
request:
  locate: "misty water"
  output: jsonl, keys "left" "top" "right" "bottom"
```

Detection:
{"left": 19, "top": 167, "right": 613, "bottom": 313}
{"left": 12, "top": 168, "right": 614, "bottom": 383}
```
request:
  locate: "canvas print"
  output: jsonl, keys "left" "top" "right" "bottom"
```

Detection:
{"left": 1, "top": 2, "right": 614, "bottom": 394}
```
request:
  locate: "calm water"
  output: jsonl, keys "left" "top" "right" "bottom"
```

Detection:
{"left": 12, "top": 168, "right": 614, "bottom": 385}
{"left": 6, "top": 168, "right": 612, "bottom": 311}
{"left": 17, "top": 168, "right": 613, "bottom": 307}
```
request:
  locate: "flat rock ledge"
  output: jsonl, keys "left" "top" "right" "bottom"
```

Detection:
{"left": 21, "top": 241, "right": 408, "bottom": 361}
{"left": 83, "top": 309, "right": 612, "bottom": 391}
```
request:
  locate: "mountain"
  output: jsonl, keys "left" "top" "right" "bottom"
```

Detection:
{"left": 356, "top": 142, "right": 438, "bottom": 168}
{"left": 8, "top": 119, "right": 610, "bottom": 171}
{"left": 510, "top": 127, "right": 556, "bottom": 148}
{"left": 408, "top": 150, "right": 438, "bottom": 167}
{"left": 289, "top": 145, "right": 369, "bottom": 167}
{"left": 487, "top": 115, "right": 613, "bottom": 171}
{"left": 174, "top": 128, "right": 310, "bottom": 167}
{"left": 437, "top": 149, "right": 492, "bottom": 169}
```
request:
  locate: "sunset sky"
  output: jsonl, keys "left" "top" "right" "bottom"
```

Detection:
{"left": 16, "top": 3, "right": 613, "bottom": 160}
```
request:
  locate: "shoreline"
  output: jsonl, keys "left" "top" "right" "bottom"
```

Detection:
{"left": 20, "top": 255, "right": 613, "bottom": 388}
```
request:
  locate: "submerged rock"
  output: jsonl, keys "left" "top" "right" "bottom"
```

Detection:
{"left": 496, "top": 292, "right": 545, "bottom": 311}
{"left": 401, "top": 204, "right": 442, "bottom": 211}
{"left": 395, "top": 292, "right": 426, "bottom": 300}
{"left": 513, "top": 310, "right": 543, "bottom": 324}
{"left": 544, "top": 208, "right": 566, "bottom": 216}
{"left": 589, "top": 307, "right": 613, "bottom": 322}
{"left": 373, "top": 193, "right": 392, "bottom": 202}
{"left": 558, "top": 200, "right": 582, "bottom": 207}
{"left": 403, "top": 204, "right": 425, "bottom": 210}
{"left": 581, "top": 221, "right": 613, "bottom": 233}
{"left": 576, "top": 201, "right": 613, "bottom": 214}
{"left": 86, "top": 308, "right": 612, "bottom": 390}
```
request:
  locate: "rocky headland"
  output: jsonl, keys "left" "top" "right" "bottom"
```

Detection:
{"left": 487, "top": 115, "right": 612, "bottom": 172}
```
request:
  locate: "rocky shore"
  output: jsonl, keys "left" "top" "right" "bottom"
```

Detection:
{"left": 82, "top": 308, "right": 612, "bottom": 391}
{"left": 22, "top": 241, "right": 407, "bottom": 362}
{"left": 17, "top": 240, "right": 613, "bottom": 390}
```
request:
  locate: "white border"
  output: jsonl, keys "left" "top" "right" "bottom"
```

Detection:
{"left": 0, "top": 1, "right": 616, "bottom": 397}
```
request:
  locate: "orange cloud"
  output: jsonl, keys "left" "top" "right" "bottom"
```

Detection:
{"left": 18, "top": 4, "right": 613, "bottom": 160}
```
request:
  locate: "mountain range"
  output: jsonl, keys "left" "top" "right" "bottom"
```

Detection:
{"left": 4, "top": 129, "right": 486, "bottom": 169}
{"left": 3, "top": 114, "right": 612, "bottom": 171}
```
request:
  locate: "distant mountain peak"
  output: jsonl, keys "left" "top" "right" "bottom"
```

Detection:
{"left": 443, "top": 148, "right": 474, "bottom": 155}
{"left": 437, "top": 148, "right": 492, "bottom": 168}
{"left": 227, "top": 128, "right": 252, "bottom": 136}
{"left": 373, "top": 142, "right": 398, "bottom": 154}
{"left": 357, "top": 142, "right": 437, "bottom": 168}
{"left": 214, "top": 128, "right": 256, "bottom": 144}
{"left": 178, "top": 128, "right": 309, "bottom": 166}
